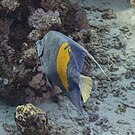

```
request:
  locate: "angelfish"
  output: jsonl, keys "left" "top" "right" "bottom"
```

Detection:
{"left": 36, "top": 31, "right": 108, "bottom": 113}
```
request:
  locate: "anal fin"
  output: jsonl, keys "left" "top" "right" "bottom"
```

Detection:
{"left": 67, "top": 85, "right": 83, "bottom": 114}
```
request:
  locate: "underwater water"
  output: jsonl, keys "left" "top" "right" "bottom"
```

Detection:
{"left": 0, "top": 0, "right": 135, "bottom": 134}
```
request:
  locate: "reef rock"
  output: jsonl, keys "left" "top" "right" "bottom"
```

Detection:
{"left": 15, "top": 103, "right": 49, "bottom": 135}
{"left": 28, "top": 8, "right": 61, "bottom": 41}
{"left": 0, "top": 0, "right": 20, "bottom": 11}
{"left": 130, "top": 0, "right": 135, "bottom": 7}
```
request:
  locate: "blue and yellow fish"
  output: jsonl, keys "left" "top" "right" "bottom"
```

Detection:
{"left": 36, "top": 31, "right": 108, "bottom": 113}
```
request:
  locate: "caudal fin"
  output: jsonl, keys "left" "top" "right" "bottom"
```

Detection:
{"left": 79, "top": 75, "right": 92, "bottom": 103}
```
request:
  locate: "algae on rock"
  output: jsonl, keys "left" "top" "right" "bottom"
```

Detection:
{"left": 15, "top": 103, "right": 49, "bottom": 135}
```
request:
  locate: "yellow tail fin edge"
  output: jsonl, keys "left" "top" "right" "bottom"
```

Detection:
{"left": 79, "top": 75, "right": 92, "bottom": 103}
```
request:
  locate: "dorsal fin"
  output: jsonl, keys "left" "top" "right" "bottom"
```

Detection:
{"left": 44, "top": 31, "right": 110, "bottom": 80}
{"left": 65, "top": 35, "right": 110, "bottom": 80}
{"left": 68, "top": 41, "right": 86, "bottom": 72}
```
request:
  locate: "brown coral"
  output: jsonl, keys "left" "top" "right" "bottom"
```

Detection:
{"left": 0, "top": 19, "right": 14, "bottom": 56}
{"left": 25, "top": 65, "right": 52, "bottom": 104}
{"left": 28, "top": 8, "right": 61, "bottom": 41}
{"left": 130, "top": 0, "right": 135, "bottom": 7}
{"left": 0, "top": 0, "right": 20, "bottom": 11}
{"left": 15, "top": 103, "right": 49, "bottom": 135}
{"left": 40, "top": 0, "right": 70, "bottom": 14}
{"left": 63, "top": 4, "right": 89, "bottom": 33}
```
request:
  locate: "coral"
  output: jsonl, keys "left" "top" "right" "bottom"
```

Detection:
{"left": 130, "top": 0, "right": 135, "bottom": 7}
{"left": 29, "top": 73, "right": 45, "bottom": 89}
{"left": 0, "top": 19, "right": 21, "bottom": 104}
{"left": 15, "top": 103, "right": 49, "bottom": 135}
{"left": 63, "top": 3, "right": 89, "bottom": 33}
{"left": 40, "top": 0, "right": 70, "bottom": 14}
{"left": 28, "top": 8, "right": 61, "bottom": 41}
{"left": 0, "top": 0, "right": 20, "bottom": 11}
{"left": 27, "top": 29, "right": 43, "bottom": 41}
{"left": 40, "top": 0, "right": 89, "bottom": 33}
{"left": 0, "top": 19, "right": 14, "bottom": 57}
{"left": 74, "top": 10, "right": 89, "bottom": 30}
{"left": 25, "top": 65, "right": 51, "bottom": 104}
{"left": 71, "top": 29, "right": 91, "bottom": 43}
{"left": 28, "top": 9, "right": 61, "bottom": 29}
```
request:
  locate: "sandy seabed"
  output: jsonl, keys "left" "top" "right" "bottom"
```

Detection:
{"left": 0, "top": 0, "right": 135, "bottom": 135}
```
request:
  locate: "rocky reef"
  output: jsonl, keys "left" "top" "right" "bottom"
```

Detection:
{"left": 130, "top": 0, "right": 135, "bottom": 6}
{"left": 15, "top": 103, "right": 49, "bottom": 135}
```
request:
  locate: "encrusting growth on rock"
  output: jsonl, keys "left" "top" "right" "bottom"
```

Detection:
{"left": 15, "top": 103, "right": 49, "bottom": 135}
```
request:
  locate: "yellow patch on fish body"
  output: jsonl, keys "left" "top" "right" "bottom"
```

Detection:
{"left": 56, "top": 42, "right": 71, "bottom": 92}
